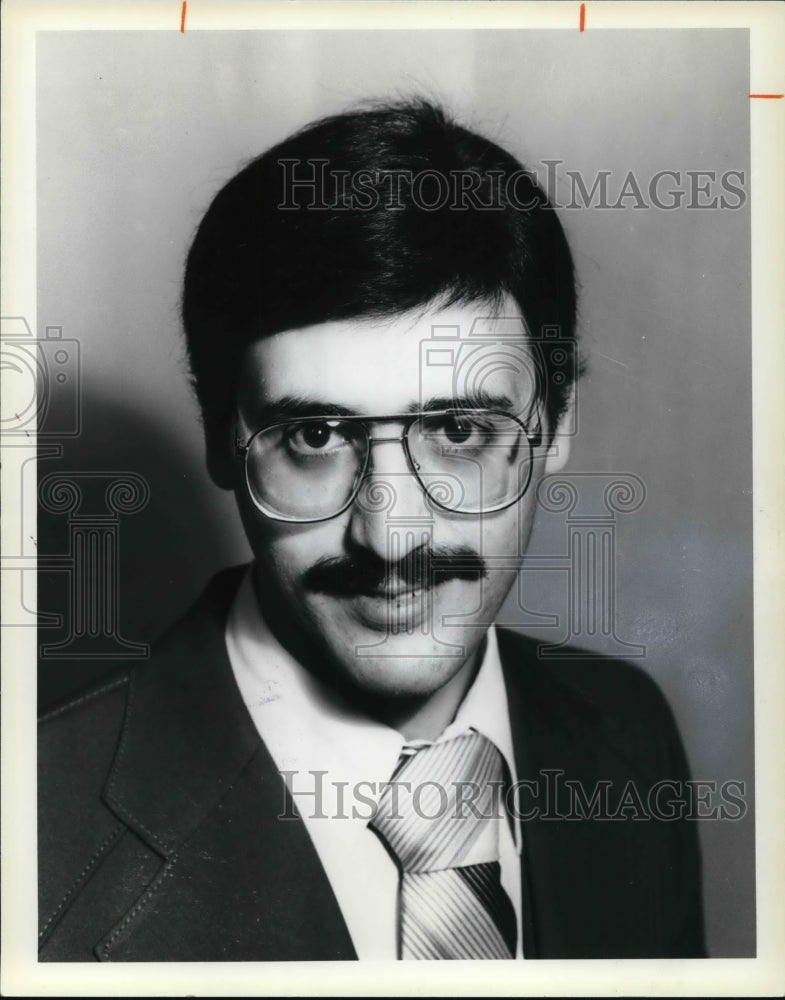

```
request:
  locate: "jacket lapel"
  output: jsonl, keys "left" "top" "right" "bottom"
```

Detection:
{"left": 499, "top": 629, "right": 668, "bottom": 958}
{"left": 100, "top": 567, "right": 356, "bottom": 960}
{"left": 499, "top": 631, "right": 598, "bottom": 958}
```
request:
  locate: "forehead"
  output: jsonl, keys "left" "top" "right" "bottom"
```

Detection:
{"left": 239, "top": 299, "right": 537, "bottom": 415}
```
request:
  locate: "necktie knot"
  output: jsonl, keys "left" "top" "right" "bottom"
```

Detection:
{"left": 371, "top": 732, "right": 505, "bottom": 873}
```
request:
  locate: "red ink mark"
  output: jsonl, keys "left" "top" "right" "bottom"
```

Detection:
{"left": 579, "top": 3, "right": 585, "bottom": 31}
{"left": 180, "top": 1, "right": 186, "bottom": 33}
{"left": 749, "top": 94, "right": 784, "bottom": 99}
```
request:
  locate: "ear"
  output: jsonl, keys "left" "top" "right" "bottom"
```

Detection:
{"left": 205, "top": 417, "right": 237, "bottom": 491}
{"left": 543, "top": 393, "right": 574, "bottom": 475}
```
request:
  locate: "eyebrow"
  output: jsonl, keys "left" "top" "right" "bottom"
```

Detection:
{"left": 252, "top": 395, "right": 358, "bottom": 425}
{"left": 249, "top": 391, "right": 519, "bottom": 425}
{"left": 414, "top": 393, "right": 517, "bottom": 414}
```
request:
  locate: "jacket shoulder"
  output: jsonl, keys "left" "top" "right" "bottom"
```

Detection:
{"left": 496, "top": 627, "right": 690, "bottom": 781}
{"left": 39, "top": 670, "right": 131, "bottom": 793}
{"left": 497, "top": 627, "right": 676, "bottom": 717}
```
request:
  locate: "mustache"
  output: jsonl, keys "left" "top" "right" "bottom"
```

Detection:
{"left": 303, "top": 544, "right": 487, "bottom": 597}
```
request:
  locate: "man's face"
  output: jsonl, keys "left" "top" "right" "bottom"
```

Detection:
{"left": 230, "top": 298, "right": 566, "bottom": 709}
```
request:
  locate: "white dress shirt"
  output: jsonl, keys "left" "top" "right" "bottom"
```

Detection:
{"left": 225, "top": 567, "right": 523, "bottom": 959}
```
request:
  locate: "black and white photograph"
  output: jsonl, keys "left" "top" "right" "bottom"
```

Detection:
{"left": 2, "top": 1, "right": 783, "bottom": 995}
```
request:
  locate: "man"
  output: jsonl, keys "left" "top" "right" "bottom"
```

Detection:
{"left": 38, "top": 99, "right": 705, "bottom": 961}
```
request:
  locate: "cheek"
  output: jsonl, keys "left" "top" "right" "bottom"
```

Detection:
{"left": 515, "top": 496, "right": 539, "bottom": 550}
{"left": 235, "top": 488, "right": 340, "bottom": 582}
{"left": 475, "top": 501, "right": 537, "bottom": 557}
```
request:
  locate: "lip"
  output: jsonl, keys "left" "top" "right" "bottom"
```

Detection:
{"left": 362, "top": 586, "right": 423, "bottom": 599}
{"left": 347, "top": 587, "right": 432, "bottom": 633}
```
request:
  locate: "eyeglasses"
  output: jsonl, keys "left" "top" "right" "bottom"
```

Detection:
{"left": 235, "top": 408, "right": 542, "bottom": 523}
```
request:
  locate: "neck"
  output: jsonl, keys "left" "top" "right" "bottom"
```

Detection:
{"left": 369, "top": 642, "right": 485, "bottom": 741}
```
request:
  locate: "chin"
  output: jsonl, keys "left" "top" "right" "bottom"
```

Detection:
{"left": 319, "top": 625, "right": 481, "bottom": 700}
{"left": 348, "top": 655, "right": 453, "bottom": 696}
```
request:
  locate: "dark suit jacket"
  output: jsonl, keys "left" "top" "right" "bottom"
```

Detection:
{"left": 38, "top": 566, "right": 706, "bottom": 960}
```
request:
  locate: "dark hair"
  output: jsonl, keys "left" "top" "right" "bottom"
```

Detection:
{"left": 182, "top": 98, "right": 578, "bottom": 433}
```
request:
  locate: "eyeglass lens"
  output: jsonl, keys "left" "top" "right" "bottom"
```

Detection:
{"left": 244, "top": 412, "right": 533, "bottom": 521}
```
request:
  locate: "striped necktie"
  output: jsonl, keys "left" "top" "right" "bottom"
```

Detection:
{"left": 370, "top": 732, "right": 517, "bottom": 959}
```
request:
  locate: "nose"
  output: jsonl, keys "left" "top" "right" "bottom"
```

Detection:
{"left": 345, "top": 437, "right": 433, "bottom": 562}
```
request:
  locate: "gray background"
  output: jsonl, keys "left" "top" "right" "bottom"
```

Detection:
{"left": 36, "top": 29, "right": 753, "bottom": 956}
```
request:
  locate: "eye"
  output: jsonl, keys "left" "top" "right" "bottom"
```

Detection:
{"left": 426, "top": 413, "right": 494, "bottom": 449}
{"left": 301, "top": 423, "right": 333, "bottom": 449}
{"left": 286, "top": 420, "right": 349, "bottom": 457}
{"left": 442, "top": 415, "right": 474, "bottom": 444}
